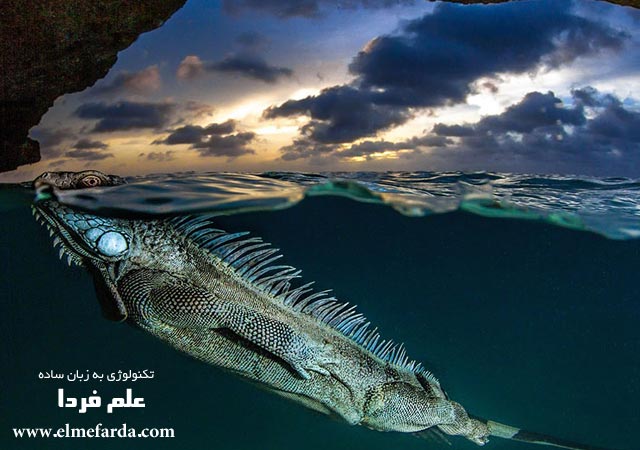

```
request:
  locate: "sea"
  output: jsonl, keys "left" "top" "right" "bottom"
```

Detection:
{"left": 1, "top": 171, "right": 638, "bottom": 450}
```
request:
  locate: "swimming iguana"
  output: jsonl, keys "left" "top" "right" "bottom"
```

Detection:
{"left": 31, "top": 171, "right": 617, "bottom": 450}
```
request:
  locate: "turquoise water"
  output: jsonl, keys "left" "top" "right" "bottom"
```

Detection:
{"left": 1, "top": 172, "right": 639, "bottom": 449}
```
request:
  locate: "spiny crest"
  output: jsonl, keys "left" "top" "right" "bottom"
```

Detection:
{"left": 32, "top": 206, "right": 82, "bottom": 267}
{"left": 169, "top": 215, "right": 439, "bottom": 384}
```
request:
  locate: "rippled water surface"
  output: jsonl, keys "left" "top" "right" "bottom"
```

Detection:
{"left": 8, "top": 171, "right": 640, "bottom": 239}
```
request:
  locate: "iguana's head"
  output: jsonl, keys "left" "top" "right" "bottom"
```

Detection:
{"left": 32, "top": 201, "right": 132, "bottom": 267}
{"left": 33, "top": 170, "right": 126, "bottom": 190}
{"left": 32, "top": 170, "right": 132, "bottom": 321}
{"left": 32, "top": 170, "right": 131, "bottom": 267}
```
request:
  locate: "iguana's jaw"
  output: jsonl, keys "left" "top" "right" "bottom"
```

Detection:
{"left": 33, "top": 203, "right": 92, "bottom": 266}
{"left": 31, "top": 201, "right": 130, "bottom": 267}
{"left": 32, "top": 200, "right": 131, "bottom": 322}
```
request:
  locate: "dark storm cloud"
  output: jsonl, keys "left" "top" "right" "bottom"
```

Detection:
{"left": 582, "top": 98, "right": 640, "bottom": 144}
{"left": 477, "top": 91, "right": 586, "bottom": 134}
{"left": 153, "top": 120, "right": 237, "bottom": 145}
{"left": 142, "top": 151, "right": 176, "bottom": 162}
{"left": 280, "top": 133, "right": 452, "bottom": 161}
{"left": 278, "top": 88, "right": 640, "bottom": 175}
{"left": 209, "top": 54, "right": 293, "bottom": 83}
{"left": 339, "top": 140, "right": 397, "bottom": 157}
{"left": 64, "top": 148, "right": 114, "bottom": 161}
{"left": 204, "top": 120, "right": 237, "bottom": 135}
{"left": 177, "top": 54, "right": 292, "bottom": 83}
{"left": 72, "top": 138, "right": 108, "bottom": 150}
{"left": 192, "top": 132, "right": 256, "bottom": 158}
{"left": 588, "top": 107, "right": 640, "bottom": 142}
{"left": 74, "top": 101, "right": 174, "bottom": 132}
{"left": 428, "top": 88, "right": 640, "bottom": 176}
{"left": 405, "top": 135, "right": 453, "bottom": 148}
{"left": 222, "top": 0, "right": 415, "bottom": 18}
{"left": 432, "top": 124, "right": 476, "bottom": 137}
{"left": 264, "top": 85, "right": 410, "bottom": 143}
{"left": 266, "top": 1, "right": 627, "bottom": 145}
{"left": 350, "top": 1, "right": 626, "bottom": 106}
{"left": 571, "top": 86, "right": 604, "bottom": 107}
{"left": 155, "top": 125, "right": 207, "bottom": 145}
{"left": 152, "top": 120, "right": 255, "bottom": 159}
{"left": 65, "top": 136, "right": 112, "bottom": 160}
{"left": 89, "top": 65, "right": 161, "bottom": 96}
{"left": 279, "top": 138, "right": 340, "bottom": 161}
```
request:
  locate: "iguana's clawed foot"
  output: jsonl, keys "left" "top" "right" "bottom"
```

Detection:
{"left": 466, "top": 419, "right": 490, "bottom": 446}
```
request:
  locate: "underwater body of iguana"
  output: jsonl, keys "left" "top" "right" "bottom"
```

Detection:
{"left": 31, "top": 171, "right": 618, "bottom": 450}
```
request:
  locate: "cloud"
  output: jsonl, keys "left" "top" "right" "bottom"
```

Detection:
{"left": 432, "top": 124, "right": 476, "bottom": 137}
{"left": 478, "top": 91, "right": 586, "bottom": 133}
{"left": 29, "top": 127, "right": 76, "bottom": 147}
{"left": 265, "top": 1, "right": 627, "bottom": 144}
{"left": 74, "top": 101, "right": 174, "bottom": 132}
{"left": 235, "top": 31, "right": 269, "bottom": 50}
{"left": 279, "top": 133, "right": 452, "bottom": 161}
{"left": 90, "top": 65, "right": 161, "bottom": 95}
{"left": 155, "top": 125, "right": 207, "bottom": 145}
{"left": 141, "top": 151, "right": 176, "bottom": 162}
{"left": 153, "top": 120, "right": 237, "bottom": 145}
{"left": 63, "top": 136, "right": 112, "bottom": 160}
{"left": 64, "top": 148, "right": 114, "bottom": 161}
{"left": 264, "top": 85, "right": 409, "bottom": 143}
{"left": 349, "top": 1, "right": 626, "bottom": 106}
{"left": 169, "top": 101, "right": 216, "bottom": 126}
{"left": 277, "top": 88, "right": 640, "bottom": 176}
{"left": 222, "top": 0, "right": 416, "bottom": 18}
{"left": 203, "top": 120, "right": 237, "bottom": 135}
{"left": 192, "top": 132, "right": 256, "bottom": 158}
{"left": 427, "top": 88, "right": 640, "bottom": 176}
{"left": 152, "top": 120, "right": 255, "bottom": 159}
{"left": 177, "top": 56, "right": 205, "bottom": 80}
{"left": 72, "top": 138, "right": 108, "bottom": 149}
{"left": 182, "top": 101, "right": 215, "bottom": 118}
{"left": 433, "top": 91, "right": 586, "bottom": 138}
{"left": 179, "top": 53, "right": 293, "bottom": 83}
{"left": 279, "top": 138, "right": 340, "bottom": 161}
{"left": 28, "top": 127, "right": 76, "bottom": 156}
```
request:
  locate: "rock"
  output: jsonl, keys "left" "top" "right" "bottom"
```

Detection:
{"left": 0, "top": 0, "right": 186, "bottom": 173}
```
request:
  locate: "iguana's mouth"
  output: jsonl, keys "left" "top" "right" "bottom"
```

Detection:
{"left": 32, "top": 202, "right": 93, "bottom": 266}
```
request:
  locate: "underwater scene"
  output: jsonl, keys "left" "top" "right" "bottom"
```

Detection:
{"left": 2, "top": 0, "right": 640, "bottom": 449}
{"left": 1, "top": 171, "right": 639, "bottom": 450}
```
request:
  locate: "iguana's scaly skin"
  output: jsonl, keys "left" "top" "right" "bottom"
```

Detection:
{"left": 30, "top": 171, "right": 618, "bottom": 450}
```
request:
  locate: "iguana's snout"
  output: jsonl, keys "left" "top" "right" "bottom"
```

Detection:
{"left": 32, "top": 200, "right": 132, "bottom": 266}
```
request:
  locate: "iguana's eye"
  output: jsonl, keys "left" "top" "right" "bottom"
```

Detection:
{"left": 96, "top": 231, "right": 128, "bottom": 257}
{"left": 79, "top": 175, "right": 102, "bottom": 188}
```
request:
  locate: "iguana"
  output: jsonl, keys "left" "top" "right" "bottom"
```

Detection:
{"left": 31, "top": 171, "right": 618, "bottom": 450}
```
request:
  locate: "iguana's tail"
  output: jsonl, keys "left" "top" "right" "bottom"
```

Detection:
{"left": 480, "top": 418, "right": 619, "bottom": 450}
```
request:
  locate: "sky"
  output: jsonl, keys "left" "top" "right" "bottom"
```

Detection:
{"left": 4, "top": 0, "right": 640, "bottom": 182}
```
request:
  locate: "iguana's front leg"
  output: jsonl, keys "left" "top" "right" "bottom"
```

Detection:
{"left": 119, "top": 269, "right": 333, "bottom": 379}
